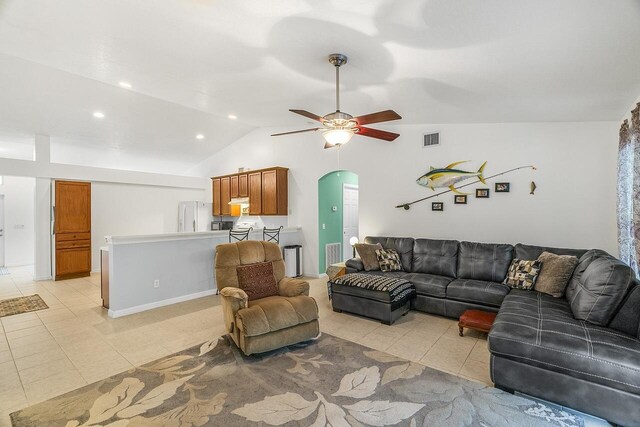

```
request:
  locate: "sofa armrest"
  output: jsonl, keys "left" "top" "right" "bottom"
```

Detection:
{"left": 220, "top": 287, "right": 248, "bottom": 333}
{"left": 278, "top": 277, "right": 310, "bottom": 297}
{"left": 345, "top": 257, "right": 364, "bottom": 272}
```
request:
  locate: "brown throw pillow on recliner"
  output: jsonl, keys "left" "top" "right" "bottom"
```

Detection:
{"left": 354, "top": 243, "right": 383, "bottom": 271}
{"left": 236, "top": 261, "right": 279, "bottom": 301}
{"left": 534, "top": 252, "right": 579, "bottom": 298}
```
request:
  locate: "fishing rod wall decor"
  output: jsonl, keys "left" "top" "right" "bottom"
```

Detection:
{"left": 396, "top": 161, "right": 537, "bottom": 210}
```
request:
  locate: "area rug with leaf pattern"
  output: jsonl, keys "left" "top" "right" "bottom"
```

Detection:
{"left": 11, "top": 333, "right": 593, "bottom": 426}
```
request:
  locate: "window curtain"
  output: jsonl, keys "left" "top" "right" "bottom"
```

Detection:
{"left": 618, "top": 103, "right": 640, "bottom": 274}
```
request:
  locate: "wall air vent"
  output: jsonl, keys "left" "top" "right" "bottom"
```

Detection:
{"left": 423, "top": 132, "right": 440, "bottom": 147}
{"left": 325, "top": 243, "right": 342, "bottom": 269}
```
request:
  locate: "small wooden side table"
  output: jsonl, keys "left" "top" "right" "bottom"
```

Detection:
{"left": 326, "top": 262, "right": 346, "bottom": 281}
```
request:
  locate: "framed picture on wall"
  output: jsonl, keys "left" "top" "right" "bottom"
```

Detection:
{"left": 495, "top": 182, "right": 510, "bottom": 193}
{"left": 476, "top": 188, "right": 490, "bottom": 198}
{"left": 432, "top": 202, "right": 444, "bottom": 211}
{"left": 454, "top": 195, "right": 467, "bottom": 204}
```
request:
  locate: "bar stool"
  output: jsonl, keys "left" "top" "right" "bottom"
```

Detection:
{"left": 263, "top": 226, "right": 283, "bottom": 244}
{"left": 229, "top": 227, "right": 252, "bottom": 243}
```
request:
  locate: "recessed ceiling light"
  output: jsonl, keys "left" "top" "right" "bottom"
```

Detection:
{"left": 228, "top": 114, "right": 237, "bottom": 120}
{"left": 119, "top": 81, "right": 132, "bottom": 89}
{"left": 196, "top": 134, "right": 205, "bottom": 140}
{"left": 93, "top": 111, "right": 105, "bottom": 118}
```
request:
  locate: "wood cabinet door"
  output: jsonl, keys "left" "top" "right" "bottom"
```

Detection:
{"left": 221, "top": 177, "right": 231, "bottom": 215}
{"left": 248, "top": 172, "right": 262, "bottom": 215}
{"left": 230, "top": 176, "right": 239, "bottom": 198}
{"left": 55, "top": 181, "right": 91, "bottom": 234}
{"left": 212, "top": 178, "right": 221, "bottom": 215}
{"left": 262, "top": 170, "right": 278, "bottom": 215}
{"left": 56, "top": 248, "right": 91, "bottom": 277}
{"left": 238, "top": 174, "right": 248, "bottom": 197}
{"left": 55, "top": 181, "right": 91, "bottom": 280}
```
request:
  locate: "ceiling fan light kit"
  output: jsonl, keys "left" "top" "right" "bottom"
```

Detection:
{"left": 271, "top": 53, "right": 402, "bottom": 148}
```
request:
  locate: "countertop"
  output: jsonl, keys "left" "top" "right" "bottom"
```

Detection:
{"left": 105, "top": 227, "right": 301, "bottom": 245}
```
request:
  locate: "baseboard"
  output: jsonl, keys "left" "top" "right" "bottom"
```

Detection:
{"left": 317, "top": 273, "right": 328, "bottom": 279}
{"left": 34, "top": 275, "right": 53, "bottom": 281}
{"left": 107, "top": 289, "right": 217, "bottom": 318}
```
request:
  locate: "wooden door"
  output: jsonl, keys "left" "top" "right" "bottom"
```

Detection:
{"left": 212, "top": 178, "right": 221, "bottom": 215}
{"left": 55, "top": 181, "right": 91, "bottom": 280}
{"left": 248, "top": 172, "right": 261, "bottom": 215}
{"left": 262, "top": 170, "right": 277, "bottom": 215}
{"left": 230, "top": 176, "right": 239, "bottom": 198}
{"left": 221, "top": 177, "right": 231, "bottom": 215}
{"left": 238, "top": 174, "right": 248, "bottom": 197}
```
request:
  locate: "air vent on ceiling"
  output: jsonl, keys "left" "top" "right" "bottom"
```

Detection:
{"left": 423, "top": 132, "right": 440, "bottom": 147}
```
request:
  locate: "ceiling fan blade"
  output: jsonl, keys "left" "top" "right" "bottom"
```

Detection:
{"left": 289, "top": 109, "right": 325, "bottom": 123}
{"left": 271, "top": 128, "right": 320, "bottom": 137}
{"left": 357, "top": 126, "right": 400, "bottom": 141}
{"left": 354, "top": 110, "right": 401, "bottom": 126}
{"left": 324, "top": 142, "right": 338, "bottom": 149}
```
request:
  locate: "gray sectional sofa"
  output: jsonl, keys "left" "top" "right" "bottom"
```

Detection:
{"left": 344, "top": 236, "right": 640, "bottom": 426}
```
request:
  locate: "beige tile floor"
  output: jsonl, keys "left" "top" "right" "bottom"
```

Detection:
{"left": 0, "top": 268, "right": 490, "bottom": 426}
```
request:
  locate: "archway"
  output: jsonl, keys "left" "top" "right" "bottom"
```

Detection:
{"left": 317, "top": 170, "right": 359, "bottom": 273}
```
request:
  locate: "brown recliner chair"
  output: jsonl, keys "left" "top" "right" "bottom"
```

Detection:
{"left": 215, "top": 240, "right": 319, "bottom": 355}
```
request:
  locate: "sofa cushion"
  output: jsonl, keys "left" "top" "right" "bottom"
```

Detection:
{"left": 457, "top": 241, "right": 514, "bottom": 282}
{"left": 534, "top": 252, "right": 579, "bottom": 298}
{"left": 565, "top": 250, "right": 634, "bottom": 326}
{"left": 446, "top": 279, "right": 510, "bottom": 307}
{"left": 354, "top": 243, "right": 383, "bottom": 271}
{"left": 238, "top": 295, "right": 319, "bottom": 337}
{"left": 514, "top": 243, "right": 587, "bottom": 260}
{"left": 489, "top": 290, "right": 640, "bottom": 396}
{"left": 412, "top": 239, "right": 459, "bottom": 277}
{"left": 608, "top": 281, "right": 640, "bottom": 338}
{"left": 503, "top": 259, "right": 542, "bottom": 290}
{"left": 365, "top": 237, "right": 414, "bottom": 272}
{"left": 236, "top": 262, "right": 279, "bottom": 301}
{"left": 405, "top": 273, "right": 453, "bottom": 298}
{"left": 376, "top": 248, "right": 404, "bottom": 272}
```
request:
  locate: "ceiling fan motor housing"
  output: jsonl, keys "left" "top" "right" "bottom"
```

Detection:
{"left": 328, "top": 53, "right": 348, "bottom": 67}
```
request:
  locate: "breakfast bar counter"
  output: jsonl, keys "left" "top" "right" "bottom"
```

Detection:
{"left": 103, "top": 228, "right": 302, "bottom": 317}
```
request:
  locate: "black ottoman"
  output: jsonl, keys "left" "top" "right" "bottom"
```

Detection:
{"left": 328, "top": 273, "right": 416, "bottom": 325}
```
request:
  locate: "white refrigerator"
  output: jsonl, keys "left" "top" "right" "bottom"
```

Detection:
{"left": 178, "top": 202, "right": 213, "bottom": 232}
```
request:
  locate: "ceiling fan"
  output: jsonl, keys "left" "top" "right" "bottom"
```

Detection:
{"left": 271, "top": 54, "right": 402, "bottom": 149}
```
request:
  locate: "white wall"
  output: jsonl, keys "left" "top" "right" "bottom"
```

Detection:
{"left": 91, "top": 182, "right": 206, "bottom": 271}
{"left": 190, "top": 121, "right": 619, "bottom": 276}
{"left": 0, "top": 176, "right": 35, "bottom": 266}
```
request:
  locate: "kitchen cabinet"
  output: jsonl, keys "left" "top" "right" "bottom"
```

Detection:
{"left": 212, "top": 167, "right": 288, "bottom": 216}
{"left": 248, "top": 172, "right": 262, "bottom": 215}
{"left": 238, "top": 174, "right": 248, "bottom": 197}
{"left": 212, "top": 178, "right": 221, "bottom": 215}
{"left": 230, "top": 176, "right": 239, "bottom": 198}
{"left": 54, "top": 180, "right": 91, "bottom": 280}
{"left": 220, "top": 177, "right": 231, "bottom": 215}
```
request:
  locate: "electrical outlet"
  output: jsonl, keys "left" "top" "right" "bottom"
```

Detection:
{"left": 322, "top": 224, "right": 326, "bottom": 230}
{"left": 153, "top": 280, "right": 160, "bottom": 288}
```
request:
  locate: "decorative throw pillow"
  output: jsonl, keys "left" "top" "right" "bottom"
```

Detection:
{"left": 236, "top": 261, "right": 279, "bottom": 301}
{"left": 503, "top": 259, "right": 542, "bottom": 290}
{"left": 354, "top": 243, "right": 383, "bottom": 271}
{"left": 534, "top": 252, "right": 579, "bottom": 298}
{"left": 375, "top": 248, "right": 404, "bottom": 272}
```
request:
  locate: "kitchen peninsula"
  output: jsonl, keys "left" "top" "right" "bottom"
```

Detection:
{"left": 102, "top": 228, "right": 302, "bottom": 318}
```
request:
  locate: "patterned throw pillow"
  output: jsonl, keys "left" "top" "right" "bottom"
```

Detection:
{"left": 236, "top": 262, "right": 279, "bottom": 301}
{"left": 503, "top": 259, "right": 542, "bottom": 290}
{"left": 375, "top": 249, "right": 404, "bottom": 272}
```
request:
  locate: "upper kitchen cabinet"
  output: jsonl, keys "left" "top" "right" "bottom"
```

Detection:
{"left": 220, "top": 177, "right": 231, "bottom": 215}
{"left": 212, "top": 178, "right": 221, "bottom": 215}
{"left": 212, "top": 167, "right": 288, "bottom": 216}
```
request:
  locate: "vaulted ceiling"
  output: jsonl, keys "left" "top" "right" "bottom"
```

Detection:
{"left": 0, "top": 0, "right": 639, "bottom": 174}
